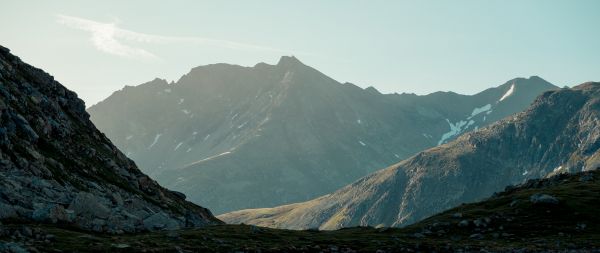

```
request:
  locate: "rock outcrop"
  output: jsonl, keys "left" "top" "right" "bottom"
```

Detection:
{"left": 0, "top": 45, "right": 221, "bottom": 233}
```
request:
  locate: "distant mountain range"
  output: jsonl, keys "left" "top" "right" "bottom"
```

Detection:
{"left": 219, "top": 82, "right": 600, "bottom": 229}
{"left": 0, "top": 45, "right": 220, "bottom": 233}
{"left": 2, "top": 44, "right": 599, "bottom": 252}
{"left": 88, "top": 56, "right": 557, "bottom": 214}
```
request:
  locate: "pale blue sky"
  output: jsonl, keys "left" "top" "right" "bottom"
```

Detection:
{"left": 1, "top": 0, "right": 599, "bottom": 105}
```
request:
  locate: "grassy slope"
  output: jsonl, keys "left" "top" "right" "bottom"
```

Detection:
{"left": 1, "top": 170, "right": 599, "bottom": 252}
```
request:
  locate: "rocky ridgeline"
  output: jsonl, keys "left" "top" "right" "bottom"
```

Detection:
{"left": 220, "top": 82, "right": 600, "bottom": 230}
{"left": 0, "top": 45, "right": 221, "bottom": 233}
{"left": 406, "top": 170, "right": 598, "bottom": 248}
{"left": 89, "top": 55, "right": 556, "bottom": 215}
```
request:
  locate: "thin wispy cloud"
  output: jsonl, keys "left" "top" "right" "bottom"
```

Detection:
{"left": 56, "top": 14, "right": 294, "bottom": 60}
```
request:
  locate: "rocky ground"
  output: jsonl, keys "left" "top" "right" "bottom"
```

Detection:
{"left": 0, "top": 45, "right": 220, "bottom": 234}
{"left": 1, "top": 170, "right": 598, "bottom": 252}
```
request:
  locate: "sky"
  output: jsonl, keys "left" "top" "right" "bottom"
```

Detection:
{"left": 1, "top": 0, "right": 599, "bottom": 106}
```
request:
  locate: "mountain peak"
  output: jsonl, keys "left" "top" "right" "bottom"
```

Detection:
{"left": 277, "top": 55, "right": 303, "bottom": 67}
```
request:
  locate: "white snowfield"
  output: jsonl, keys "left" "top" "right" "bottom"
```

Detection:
{"left": 470, "top": 104, "right": 492, "bottom": 118}
{"left": 499, "top": 83, "right": 515, "bottom": 101}
{"left": 147, "top": 133, "right": 162, "bottom": 149}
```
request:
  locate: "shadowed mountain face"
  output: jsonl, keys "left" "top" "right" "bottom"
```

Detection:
{"left": 88, "top": 56, "right": 557, "bottom": 214}
{"left": 219, "top": 83, "right": 600, "bottom": 229}
{"left": 0, "top": 45, "right": 221, "bottom": 233}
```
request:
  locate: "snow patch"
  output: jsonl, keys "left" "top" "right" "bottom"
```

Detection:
{"left": 186, "top": 147, "right": 192, "bottom": 153}
{"left": 204, "top": 134, "right": 211, "bottom": 141}
{"left": 238, "top": 121, "right": 248, "bottom": 129}
{"left": 438, "top": 119, "right": 468, "bottom": 145}
{"left": 174, "top": 142, "right": 183, "bottom": 151}
{"left": 187, "top": 151, "right": 232, "bottom": 166}
{"left": 359, "top": 141, "right": 366, "bottom": 146}
{"left": 147, "top": 133, "right": 162, "bottom": 149}
{"left": 553, "top": 166, "right": 563, "bottom": 173}
{"left": 164, "top": 88, "right": 171, "bottom": 93}
{"left": 125, "top": 135, "right": 133, "bottom": 141}
{"left": 469, "top": 104, "right": 492, "bottom": 118}
{"left": 178, "top": 98, "right": 185, "bottom": 104}
{"left": 181, "top": 109, "right": 190, "bottom": 115}
{"left": 281, "top": 71, "right": 293, "bottom": 83}
{"left": 522, "top": 170, "right": 528, "bottom": 176}
{"left": 357, "top": 119, "right": 362, "bottom": 124}
{"left": 499, "top": 83, "right": 515, "bottom": 101}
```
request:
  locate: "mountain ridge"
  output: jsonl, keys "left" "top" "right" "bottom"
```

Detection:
{"left": 0, "top": 45, "right": 221, "bottom": 233}
{"left": 219, "top": 81, "right": 600, "bottom": 229}
{"left": 88, "top": 56, "right": 558, "bottom": 214}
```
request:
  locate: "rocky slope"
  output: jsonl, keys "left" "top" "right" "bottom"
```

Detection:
{"left": 219, "top": 82, "right": 600, "bottom": 230}
{"left": 88, "top": 56, "right": 557, "bottom": 214}
{"left": 2, "top": 170, "right": 599, "bottom": 252}
{"left": 0, "top": 45, "right": 221, "bottom": 233}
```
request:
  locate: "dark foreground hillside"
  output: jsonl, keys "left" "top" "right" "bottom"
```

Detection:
{"left": 2, "top": 169, "right": 598, "bottom": 252}
{"left": 0, "top": 44, "right": 220, "bottom": 234}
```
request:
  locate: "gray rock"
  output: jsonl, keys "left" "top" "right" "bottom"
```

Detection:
{"left": 451, "top": 212, "right": 463, "bottom": 218}
{"left": 458, "top": 220, "right": 470, "bottom": 227}
{"left": 32, "top": 203, "right": 70, "bottom": 223}
{"left": 473, "top": 218, "right": 487, "bottom": 227}
{"left": 68, "top": 192, "right": 111, "bottom": 219}
{"left": 530, "top": 193, "right": 559, "bottom": 204}
{"left": 171, "top": 190, "right": 187, "bottom": 200}
{"left": 469, "top": 233, "right": 484, "bottom": 240}
{"left": 91, "top": 218, "right": 106, "bottom": 232}
{"left": 143, "top": 212, "right": 181, "bottom": 231}
{"left": 110, "top": 192, "right": 124, "bottom": 206}
{"left": 0, "top": 203, "right": 17, "bottom": 219}
{"left": 112, "top": 243, "right": 130, "bottom": 249}
{"left": 0, "top": 242, "right": 28, "bottom": 253}
{"left": 411, "top": 232, "right": 425, "bottom": 238}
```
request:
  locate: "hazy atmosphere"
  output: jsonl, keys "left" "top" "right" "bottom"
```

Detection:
{"left": 2, "top": 1, "right": 600, "bottom": 251}
{"left": 2, "top": 0, "right": 599, "bottom": 105}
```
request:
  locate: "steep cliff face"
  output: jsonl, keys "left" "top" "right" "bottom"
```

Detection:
{"left": 0, "top": 45, "right": 221, "bottom": 233}
{"left": 89, "top": 55, "right": 556, "bottom": 214}
{"left": 219, "top": 82, "right": 600, "bottom": 230}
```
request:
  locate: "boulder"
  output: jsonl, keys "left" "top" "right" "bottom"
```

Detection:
{"left": 32, "top": 203, "right": 71, "bottom": 223}
{"left": 0, "top": 203, "right": 17, "bottom": 219}
{"left": 530, "top": 193, "right": 559, "bottom": 205}
{"left": 143, "top": 212, "right": 181, "bottom": 231}
{"left": 68, "top": 192, "right": 111, "bottom": 219}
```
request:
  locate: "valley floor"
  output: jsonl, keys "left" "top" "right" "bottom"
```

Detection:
{"left": 0, "top": 222, "right": 598, "bottom": 253}
{"left": 2, "top": 170, "right": 600, "bottom": 252}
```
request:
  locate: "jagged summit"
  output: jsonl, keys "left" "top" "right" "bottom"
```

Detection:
{"left": 0, "top": 45, "right": 221, "bottom": 233}
{"left": 89, "top": 55, "right": 557, "bottom": 214}
{"left": 277, "top": 55, "right": 303, "bottom": 67}
{"left": 142, "top": 78, "right": 170, "bottom": 87}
